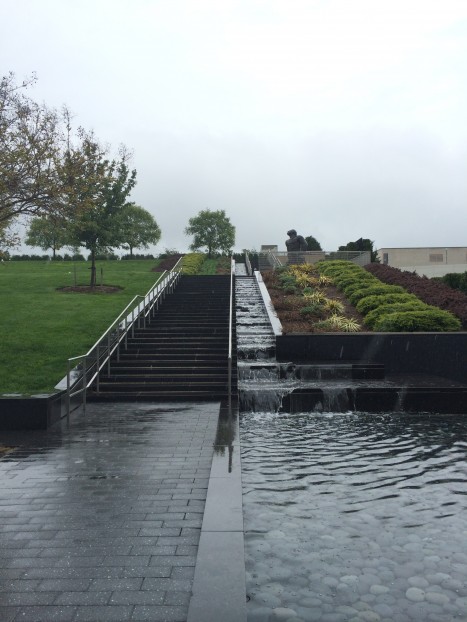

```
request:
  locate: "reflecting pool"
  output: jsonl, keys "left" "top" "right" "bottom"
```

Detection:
{"left": 240, "top": 412, "right": 467, "bottom": 622}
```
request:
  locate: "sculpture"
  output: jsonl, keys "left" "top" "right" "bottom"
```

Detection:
{"left": 285, "top": 229, "right": 308, "bottom": 264}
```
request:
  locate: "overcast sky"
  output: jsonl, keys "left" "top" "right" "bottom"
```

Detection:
{"left": 2, "top": 0, "right": 467, "bottom": 254}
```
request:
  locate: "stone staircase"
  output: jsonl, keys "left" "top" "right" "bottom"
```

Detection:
{"left": 90, "top": 275, "right": 236, "bottom": 401}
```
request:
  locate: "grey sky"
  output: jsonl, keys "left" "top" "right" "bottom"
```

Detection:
{"left": 2, "top": 0, "right": 467, "bottom": 254}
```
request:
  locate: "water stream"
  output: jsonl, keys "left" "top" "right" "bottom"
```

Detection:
{"left": 241, "top": 411, "right": 467, "bottom": 622}
{"left": 235, "top": 272, "right": 467, "bottom": 621}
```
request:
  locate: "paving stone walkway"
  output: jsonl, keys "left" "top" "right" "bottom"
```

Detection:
{"left": 0, "top": 401, "right": 220, "bottom": 622}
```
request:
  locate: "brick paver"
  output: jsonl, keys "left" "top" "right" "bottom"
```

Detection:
{"left": 0, "top": 401, "right": 220, "bottom": 622}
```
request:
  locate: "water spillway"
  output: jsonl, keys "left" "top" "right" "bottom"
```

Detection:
{"left": 235, "top": 272, "right": 467, "bottom": 414}
{"left": 241, "top": 410, "right": 467, "bottom": 622}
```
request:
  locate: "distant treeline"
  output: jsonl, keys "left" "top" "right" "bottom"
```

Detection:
{"left": 3, "top": 253, "right": 157, "bottom": 261}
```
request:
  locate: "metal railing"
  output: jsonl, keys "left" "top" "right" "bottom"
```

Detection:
{"left": 258, "top": 250, "right": 371, "bottom": 267}
{"left": 65, "top": 258, "right": 183, "bottom": 420}
{"left": 227, "top": 257, "right": 235, "bottom": 405}
{"left": 244, "top": 251, "right": 252, "bottom": 276}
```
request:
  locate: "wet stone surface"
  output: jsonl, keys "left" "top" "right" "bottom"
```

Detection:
{"left": 241, "top": 411, "right": 467, "bottom": 622}
{"left": 0, "top": 401, "right": 219, "bottom": 622}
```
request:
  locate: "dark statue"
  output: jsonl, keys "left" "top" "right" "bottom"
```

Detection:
{"left": 285, "top": 229, "right": 308, "bottom": 264}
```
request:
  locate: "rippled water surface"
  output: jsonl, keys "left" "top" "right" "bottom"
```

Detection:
{"left": 240, "top": 412, "right": 467, "bottom": 621}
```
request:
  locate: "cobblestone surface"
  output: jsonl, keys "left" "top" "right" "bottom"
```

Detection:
{"left": 0, "top": 401, "right": 220, "bottom": 622}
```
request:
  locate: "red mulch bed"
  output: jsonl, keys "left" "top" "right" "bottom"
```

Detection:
{"left": 262, "top": 271, "right": 367, "bottom": 333}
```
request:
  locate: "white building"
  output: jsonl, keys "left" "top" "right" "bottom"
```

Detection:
{"left": 377, "top": 247, "right": 467, "bottom": 277}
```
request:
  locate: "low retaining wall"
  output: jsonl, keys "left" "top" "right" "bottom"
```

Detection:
{"left": 276, "top": 333, "right": 467, "bottom": 385}
{"left": 0, "top": 391, "right": 76, "bottom": 430}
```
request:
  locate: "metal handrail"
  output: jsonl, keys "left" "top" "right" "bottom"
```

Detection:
{"left": 227, "top": 257, "right": 235, "bottom": 405}
{"left": 244, "top": 251, "right": 252, "bottom": 275}
{"left": 265, "top": 250, "right": 371, "bottom": 267}
{"left": 267, "top": 250, "right": 282, "bottom": 268}
{"left": 65, "top": 258, "right": 183, "bottom": 420}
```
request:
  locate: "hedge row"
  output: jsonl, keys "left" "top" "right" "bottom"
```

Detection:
{"left": 365, "top": 263, "right": 467, "bottom": 328}
{"left": 5, "top": 253, "right": 156, "bottom": 262}
{"left": 316, "top": 260, "right": 461, "bottom": 332}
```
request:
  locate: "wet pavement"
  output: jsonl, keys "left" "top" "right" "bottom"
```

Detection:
{"left": 0, "top": 401, "right": 221, "bottom": 622}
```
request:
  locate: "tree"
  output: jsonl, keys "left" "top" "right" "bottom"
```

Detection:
{"left": 0, "top": 220, "right": 19, "bottom": 257}
{"left": 116, "top": 204, "right": 161, "bottom": 258}
{"left": 305, "top": 235, "right": 322, "bottom": 251}
{"left": 185, "top": 209, "right": 235, "bottom": 258}
{"left": 64, "top": 133, "right": 137, "bottom": 286}
{"left": 25, "top": 215, "right": 68, "bottom": 258}
{"left": 339, "top": 238, "right": 379, "bottom": 262}
{"left": 0, "top": 73, "right": 62, "bottom": 236}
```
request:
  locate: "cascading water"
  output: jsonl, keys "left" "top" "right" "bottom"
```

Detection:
{"left": 235, "top": 272, "right": 303, "bottom": 412}
{"left": 236, "top": 271, "right": 369, "bottom": 413}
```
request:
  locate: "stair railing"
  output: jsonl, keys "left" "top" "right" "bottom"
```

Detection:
{"left": 65, "top": 258, "right": 183, "bottom": 421}
{"left": 228, "top": 256, "right": 235, "bottom": 405}
{"left": 244, "top": 251, "right": 252, "bottom": 275}
{"left": 267, "top": 250, "right": 282, "bottom": 268}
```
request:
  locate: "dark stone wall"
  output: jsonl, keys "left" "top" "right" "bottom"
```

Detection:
{"left": 276, "top": 333, "right": 467, "bottom": 385}
{"left": 0, "top": 392, "right": 68, "bottom": 430}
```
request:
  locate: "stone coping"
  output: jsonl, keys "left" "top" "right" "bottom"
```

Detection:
{"left": 188, "top": 400, "right": 247, "bottom": 622}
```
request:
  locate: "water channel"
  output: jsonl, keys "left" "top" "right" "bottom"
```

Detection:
{"left": 240, "top": 410, "right": 467, "bottom": 622}
{"left": 235, "top": 272, "right": 467, "bottom": 622}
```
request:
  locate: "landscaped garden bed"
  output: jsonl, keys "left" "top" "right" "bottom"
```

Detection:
{"left": 262, "top": 261, "right": 465, "bottom": 334}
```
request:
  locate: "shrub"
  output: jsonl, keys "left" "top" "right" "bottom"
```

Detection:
{"left": 315, "top": 314, "right": 361, "bottom": 332}
{"left": 364, "top": 302, "right": 429, "bottom": 329}
{"left": 121, "top": 253, "right": 155, "bottom": 260}
{"left": 323, "top": 298, "right": 345, "bottom": 314}
{"left": 340, "top": 279, "right": 380, "bottom": 297}
{"left": 300, "top": 304, "right": 325, "bottom": 318}
{"left": 356, "top": 293, "right": 420, "bottom": 315}
{"left": 365, "top": 263, "right": 467, "bottom": 328}
{"left": 316, "top": 261, "right": 360, "bottom": 277}
{"left": 181, "top": 253, "right": 205, "bottom": 274}
{"left": 333, "top": 273, "right": 376, "bottom": 289}
{"left": 440, "top": 271, "right": 467, "bottom": 295}
{"left": 348, "top": 284, "right": 405, "bottom": 306}
{"left": 374, "top": 309, "right": 461, "bottom": 332}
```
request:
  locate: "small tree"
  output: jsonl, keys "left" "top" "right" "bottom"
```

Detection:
{"left": 25, "top": 215, "right": 68, "bottom": 258}
{"left": 339, "top": 238, "right": 378, "bottom": 262}
{"left": 305, "top": 235, "right": 322, "bottom": 251}
{"left": 117, "top": 204, "right": 161, "bottom": 258}
{"left": 64, "top": 133, "right": 137, "bottom": 286}
{"left": 185, "top": 209, "right": 235, "bottom": 258}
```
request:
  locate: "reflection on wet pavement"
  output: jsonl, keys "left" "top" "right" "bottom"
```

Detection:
{"left": 0, "top": 401, "right": 220, "bottom": 621}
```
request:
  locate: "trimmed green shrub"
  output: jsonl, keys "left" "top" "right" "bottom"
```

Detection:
{"left": 374, "top": 309, "right": 461, "bottom": 332}
{"left": 341, "top": 279, "right": 381, "bottom": 297}
{"left": 333, "top": 273, "right": 377, "bottom": 289}
{"left": 356, "top": 293, "right": 420, "bottom": 315}
{"left": 181, "top": 253, "right": 205, "bottom": 274}
{"left": 364, "top": 302, "right": 429, "bottom": 329}
{"left": 316, "top": 260, "right": 360, "bottom": 276}
{"left": 349, "top": 284, "right": 405, "bottom": 306}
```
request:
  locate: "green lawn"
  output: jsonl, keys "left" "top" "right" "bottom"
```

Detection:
{"left": 0, "top": 260, "right": 162, "bottom": 394}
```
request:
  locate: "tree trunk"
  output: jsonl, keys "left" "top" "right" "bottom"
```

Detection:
{"left": 90, "top": 248, "right": 96, "bottom": 287}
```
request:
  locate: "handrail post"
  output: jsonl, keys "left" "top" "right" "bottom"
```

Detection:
{"left": 227, "top": 257, "right": 235, "bottom": 405}
{"left": 66, "top": 362, "right": 71, "bottom": 425}
{"left": 96, "top": 346, "right": 100, "bottom": 394}
{"left": 107, "top": 332, "right": 111, "bottom": 375}
{"left": 82, "top": 357, "right": 87, "bottom": 415}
